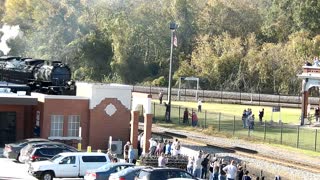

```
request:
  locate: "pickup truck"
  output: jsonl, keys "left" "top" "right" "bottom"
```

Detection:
{"left": 28, "top": 152, "right": 110, "bottom": 180}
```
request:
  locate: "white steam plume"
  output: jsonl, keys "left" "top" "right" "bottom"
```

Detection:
{"left": 0, "top": 24, "right": 20, "bottom": 55}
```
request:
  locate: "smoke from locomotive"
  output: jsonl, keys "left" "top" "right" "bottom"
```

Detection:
{"left": 0, "top": 56, "right": 76, "bottom": 95}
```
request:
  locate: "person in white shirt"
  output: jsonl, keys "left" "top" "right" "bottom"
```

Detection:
{"left": 197, "top": 99, "right": 202, "bottom": 112}
{"left": 158, "top": 153, "right": 167, "bottom": 167}
{"left": 222, "top": 160, "right": 237, "bottom": 180}
{"left": 149, "top": 138, "right": 157, "bottom": 155}
{"left": 171, "top": 138, "right": 181, "bottom": 156}
{"left": 193, "top": 151, "right": 203, "bottom": 178}
{"left": 187, "top": 156, "right": 194, "bottom": 174}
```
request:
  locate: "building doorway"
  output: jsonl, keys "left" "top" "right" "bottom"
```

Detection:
{"left": 0, "top": 112, "right": 16, "bottom": 146}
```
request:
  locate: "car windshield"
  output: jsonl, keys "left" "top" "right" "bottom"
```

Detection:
{"left": 97, "top": 163, "right": 115, "bottom": 171}
{"left": 50, "top": 154, "right": 62, "bottom": 162}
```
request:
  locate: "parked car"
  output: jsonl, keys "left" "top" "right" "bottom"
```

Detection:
{"left": 109, "top": 166, "right": 147, "bottom": 180}
{"left": 3, "top": 138, "right": 50, "bottom": 161}
{"left": 28, "top": 152, "right": 110, "bottom": 180}
{"left": 84, "top": 162, "right": 134, "bottom": 180}
{"left": 26, "top": 146, "right": 78, "bottom": 164}
{"left": 135, "top": 167, "right": 197, "bottom": 180}
{"left": 19, "top": 141, "right": 77, "bottom": 163}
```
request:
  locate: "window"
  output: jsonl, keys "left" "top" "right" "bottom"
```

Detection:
{"left": 60, "top": 156, "right": 76, "bottom": 164}
{"left": 50, "top": 115, "right": 64, "bottom": 137}
{"left": 68, "top": 115, "right": 80, "bottom": 137}
{"left": 82, "top": 156, "right": 107, "bottom": 162}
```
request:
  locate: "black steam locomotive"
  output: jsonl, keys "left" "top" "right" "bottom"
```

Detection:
{"left": 0, "top": 56, "right": 76, "bottom": 95}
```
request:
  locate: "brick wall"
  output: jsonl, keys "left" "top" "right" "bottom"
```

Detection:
{"left": 89, "top": 98, "right": 131, "bottom": 150}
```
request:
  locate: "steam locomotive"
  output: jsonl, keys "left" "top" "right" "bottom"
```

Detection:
{"left": 0, "top": 56, "right": 76, "bottom": 95}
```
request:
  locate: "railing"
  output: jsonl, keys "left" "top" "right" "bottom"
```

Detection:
{"left": 150, "top": 102, "right": 320, "bottom": 152}
{"left": 132, "top": 85, "right": 320, "bottom": 108}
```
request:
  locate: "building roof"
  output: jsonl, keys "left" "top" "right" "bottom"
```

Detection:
{"left": 0, "top": 93, "right": 38, "bottom": 105}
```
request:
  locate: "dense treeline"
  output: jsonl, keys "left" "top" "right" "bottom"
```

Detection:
{"left": 0, "top": 0, "right": 320, "bottom": 95}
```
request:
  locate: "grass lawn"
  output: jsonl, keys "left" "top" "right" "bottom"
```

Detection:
{"left": 150, "top": 100, "right": 320, "bottom": 153}
{"left": 169, "top": 101, "right": 301, "bottom": 124}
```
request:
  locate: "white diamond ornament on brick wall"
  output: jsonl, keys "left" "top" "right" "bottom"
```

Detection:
{"left": 105, "top": 103, "right": 117, "bottom": 116}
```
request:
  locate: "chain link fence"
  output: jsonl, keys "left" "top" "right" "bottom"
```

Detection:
{"left": 151, "top": 102, "right": 320, "bottom": 152}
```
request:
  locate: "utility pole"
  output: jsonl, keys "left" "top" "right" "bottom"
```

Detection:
{"left": 167, "top": 22, "right": 177, "bottom": 122}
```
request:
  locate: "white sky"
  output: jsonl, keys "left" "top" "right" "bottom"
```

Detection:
{"left": 0, "top": 24, "right": 20, "bottom": 55}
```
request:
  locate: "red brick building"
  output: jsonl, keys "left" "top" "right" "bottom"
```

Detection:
{"left": 0, "top": 83, "right": 134, "bottom": 150}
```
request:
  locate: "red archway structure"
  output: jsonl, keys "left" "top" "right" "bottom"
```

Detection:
{"left": 131, "top": 92, "right": 153, "bottom": 154}
{"left": 298, "top": 66, "right": 320, "bottom": 125}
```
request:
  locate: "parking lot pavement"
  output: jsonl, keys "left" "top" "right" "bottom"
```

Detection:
{"left": 0, "top": 157, "right": 83, "bottom": 180}
{"left": 0, "top": 157, "right": 36, "bottom": 180}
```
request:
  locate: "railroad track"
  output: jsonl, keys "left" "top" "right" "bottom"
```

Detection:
{"left": 159, "top": 131, "right": 320, "bottom": 174}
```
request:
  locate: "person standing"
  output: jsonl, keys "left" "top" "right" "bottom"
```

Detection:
{"left": 183, "top": 108, "right": 189, "bottom": 124}
{"left": 149, "top": 138, "right": 157, "bottom": 155}
{"left": 315, "top": 106, "right": 319, "bottom": 122}
{"left": 242, "top": 170, "right": 252, "bottom": 180}
{"left": 198, "top": 99, "right": 202, "bottom": 112}
{"left": 242, "top": 109, "right": 247, "bottom": 128}
{"left": 159, "top": 91, "right": 164, "bottom": 104}
{"left": 248, "top": 115, "right": 255, "bottom": 133}
{"left": 190, "top": 111, "right": 198, "bottom": 127}
{"left": 223, "top": 160, "right": 237, "bottom": 180}
{"left": 158, "top": 153, "right": 168, "bottom": 167}
{"left": 201, "top": 153, "right": 210, "bottom": 179}
{"left": 165, "top": 141, "right": 172, "bottom": 155}
{"left": 187, "top": 156, "right": 194, "bottom": 174}
{"left": 218, "top": 159, "right": 227, "bottom": 180}
{"left": 193, "top": 152, "right": 203, "bottom": 178}
{"left": 123, "top": 141, "right": 131, "bottom": 162}
{"left": 258, "top": 108, "right": 264, "bottom": 125}
{"left": 164, "top": 102, "right": 170, "bottom": 122}
{"left": 128, "top": 145, "right": 135, "bottom": 163}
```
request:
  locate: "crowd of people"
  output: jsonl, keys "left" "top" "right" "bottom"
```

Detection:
{"left": 115, "top": 136, "right": 282, "bottom": 180}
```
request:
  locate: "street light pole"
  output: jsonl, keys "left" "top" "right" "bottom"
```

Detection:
{"left": 167, "top": 22, "right": 177, "bottom": 122}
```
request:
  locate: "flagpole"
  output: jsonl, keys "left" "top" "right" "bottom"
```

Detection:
{"left": 167, "top": 22, "right": 177, "bottom": 122}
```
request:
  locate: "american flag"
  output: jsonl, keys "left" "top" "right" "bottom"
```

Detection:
{"left": 173, "top": 33, "right": 178, "bottom": 47}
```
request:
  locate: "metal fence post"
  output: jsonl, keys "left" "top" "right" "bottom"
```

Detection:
{"left": 233, "top": 116, "right": 236, "bottom": 136}
{"left": 184, "top": 88, "right": 187, "bottom": 101}
{"left": 218, "top": 113, "right": 221, "bottom": 131}
{"left": 192, "top": 108, "right": 194, "bottom": 127}
{"left": 178, "top": 106, "right": 181, "bottom": 124}
{"left": 297, "top": 126, "right": 300, "bottom": 148}
{"left": 280, "top": 123, "right": 283, "bottom": 144}
{"left": 315, "top": 129, "right": 318, "bottom": 152}
{"left": 205, "top": 110, "right": 207, "bottom": 129}
{"left": 264, "top": 120, "right": 266, "bottom": 140}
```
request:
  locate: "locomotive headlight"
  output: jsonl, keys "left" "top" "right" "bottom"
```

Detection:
{"left": 67, "top": 80, "right": 74, "bottom": 86}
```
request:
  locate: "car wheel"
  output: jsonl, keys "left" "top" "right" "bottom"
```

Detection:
{"left": 16, "top": 153, "right": 20, "bottom": 163}
{"left": 41, "top": 171, "right": 53, "bottom": 180}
